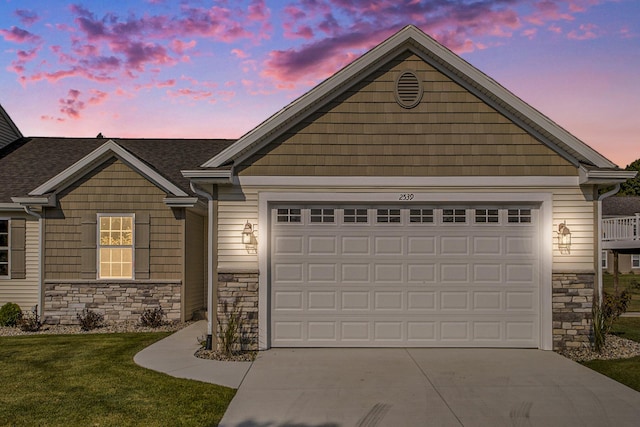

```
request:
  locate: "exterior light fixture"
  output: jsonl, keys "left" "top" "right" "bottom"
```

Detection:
{"left": 558, "top": 222, "right": 571, "bottom": 254}
{"left": 242, "top": 221, "right": 254, "bottom": 245}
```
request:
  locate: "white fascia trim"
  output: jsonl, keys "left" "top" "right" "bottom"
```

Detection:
{"left": 181, "top": 169, "right": 232, "bottom": 184}
{"left": 257, "top": 190, "right": 554, "bottom": 350}
{"left": 29, "top": 140, "right": 189, "bottom": 197}
{"left": 11, "top": 195, "right": 56, "bottom": 207}
{"left": 0, "top": 203, "right": 26, "bottom": 211}
{"left": 162, "top": 197, "right": 199, "bottom": 207}
{"left": 237, "top": 175, "right": 579, "bottom": 187}
{"left": 579, "top": 167, "right": 637, "bottom": 185}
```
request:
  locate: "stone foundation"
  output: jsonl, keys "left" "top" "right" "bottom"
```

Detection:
{"left": 217, "top": 272, "right": 259, "bottom": 350}
{"left": 552, "top": 272, "right": 594, "bottom": 350}
{"left": 43, "top": 281, "right": 182, "bottom": 325}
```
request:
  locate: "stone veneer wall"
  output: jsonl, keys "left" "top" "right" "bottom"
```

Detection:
{"left": 44, "top": 282, "right": 182, "bottom": 325}
{"left": 552, "top": 272, "right": 594, "bottom": 350}
{"left": 217, "top": 272, "right": 259, "bottom": 350}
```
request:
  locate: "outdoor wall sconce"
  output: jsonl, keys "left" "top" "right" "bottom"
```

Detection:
{"left": 242, "top": 221, "right": 257, "bottom": 253}
{"left": 558, "top": 221, "right": 572, "bottom": 254}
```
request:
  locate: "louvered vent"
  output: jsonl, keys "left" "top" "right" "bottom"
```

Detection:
{"left": 394, "top": 70, "right": 422, "bottom": 108}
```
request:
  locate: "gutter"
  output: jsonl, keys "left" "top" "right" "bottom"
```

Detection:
{"left": 597, "top": 184, "right": 622, "bottom": 302}
{"left": 190, "top": 182, "right": 215, "bottom": 350}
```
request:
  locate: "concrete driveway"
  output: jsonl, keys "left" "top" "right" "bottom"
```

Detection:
{"left": 220, "top": 348, "right": 640, "bottom": 427}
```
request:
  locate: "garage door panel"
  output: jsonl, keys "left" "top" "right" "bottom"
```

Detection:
{"left": 407, "top": 263, "right": 436, "bottom": 283}
{"left": 271, "top": 205, "right": 540, "bottom": 348}
{"left": 308, "top": 236, "right": 337, "bottom": 255}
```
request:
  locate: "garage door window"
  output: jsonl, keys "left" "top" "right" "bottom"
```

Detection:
{"left": 443, "top": 208, "right": 466, "bottom": 223}
{"left": 409, "top": 209, "right": 434, "bottom": 223}
{"left": 310, "top": 208, "right": 335, "bottom": 223}
{"left": 508, "top": 209, "right": 532, "bottom": 223}
{"left": 344, "top": 208, "right": 368, "bottom": 224}
{"left": 376, "top": 209, "right": 401, "bottom": 224}
{"left": 277, "top": 208, "right": 302, "bottom": 223}
{"left": 475, "top": 209, "right": 499, "bottom": 224}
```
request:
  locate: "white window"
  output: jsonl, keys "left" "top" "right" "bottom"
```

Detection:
{"left": 443, "top": 208, "right": 466, "bottom": 223}
{"left": 507, "top": 209, "right": 531, "bottom": 223}
{"left": 409, "top": 208, "right": 434, "bottom": 224}
{"left": 376, "top": 209, "right": 401, "bottom": 224}
{"left": 310, "top": 208, "right": 335, "bottom": 223}
{"left": 277, "top": 208, "right": 301, "bottom": 223}
{"left": 602, "top": 250, "right": 608, "bottom": 269}
{"left": 344, "top": 208, "right": 368, "bottom": 224}
{"left": 0, "top": 219, "right": 8, "bottom": 277}
{"left": 98, "top": 214, "right": 134, "bottom": 279}
{"left": 632, "top": 255, "right": 640, "bottom": 269}
{"left": 475, "top": 209, "right": 499, "bottom": 224}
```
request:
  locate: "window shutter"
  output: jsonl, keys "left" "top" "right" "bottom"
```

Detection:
{"left": 135, "top": 213, "right": 150, "bottom": 279}
{"left": 80, "top": 214, "right": 97, "bottom": 279}
{"left": 10, "top": 218, "right": 26, "bottom": 279}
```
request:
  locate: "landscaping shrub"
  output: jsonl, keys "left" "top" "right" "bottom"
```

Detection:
{"left": 592, "top": 290, "right": 631, "bottom": 352}
{"left": 76, "top": 308, "right": 105, "bottom": 331}
{"left": 139, "top": 307, "right": 165, "bottom": 327}
{"left": 217, "top": 299, "right": 243, "bottom": 356}
{"left": 0, "top": 302, "right": 22, "bottom": 327}
{"left": 18, "top": 306, "right": 41, "bottom": 332}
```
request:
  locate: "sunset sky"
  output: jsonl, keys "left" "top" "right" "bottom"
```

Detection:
{"left": 1, "top": 0, "right": 638, "bottom": 168}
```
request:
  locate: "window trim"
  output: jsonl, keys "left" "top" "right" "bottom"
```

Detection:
{"left": 473, "top": 208, "right": 501, "bottom": 225}
{"left": 342, "top": 207, "right": 370, "bottom": 225}
{"left": 0, "top": 218, "right": 9, "bottom": 279}
{"left": 275, "top": 207, "right": 303, "bottom": 224}
{"left": 97, "top": 213, "right": 135, "bottom": 280}
{"left": 632, "top": 254, "right": 640, "bottom": 269}
{"left": 442, "top": 208, "right": 467, "bottom": 224}
{"left": 602, "top": 250, "right": 608, "bottom": 269}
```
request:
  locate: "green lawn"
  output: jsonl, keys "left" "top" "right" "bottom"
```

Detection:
{"left": 0, "top": 333, "right": 236, "bottom": 426}
{"left": 602, "top": 273, "right": 640, "bottom": 311}
{"left": 582, "top": 317, "right": 640, "bottom": 392}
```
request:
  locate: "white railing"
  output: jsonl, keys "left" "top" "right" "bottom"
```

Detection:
{"left": 602, "top": 214, "right": 640, "bottom": 241}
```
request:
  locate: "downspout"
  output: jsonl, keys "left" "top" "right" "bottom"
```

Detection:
{"left": 22, "top": 206, "right": 43, "bottom": 318}
{"left": 190, "top": 182, "right": 215, "bottom": 350}
{"left": 597, "top": 183, "right": 621, "bottom": 301}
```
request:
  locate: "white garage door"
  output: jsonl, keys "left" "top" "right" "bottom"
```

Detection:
{"left": 270, "top": 205, "right": 539, "bottom": 347}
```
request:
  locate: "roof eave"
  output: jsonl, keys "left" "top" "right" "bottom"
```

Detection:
{"left": 579, "top": 167, "right": 637, "bottom": 185}
{"left": 181, "top": 169, "right": 233, "bottom": 184}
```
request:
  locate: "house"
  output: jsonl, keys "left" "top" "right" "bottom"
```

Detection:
{"left": 1, "top": 25, "right": 636, "bottom": 351}
{"left": 0, "top": 134, "right": 234, "bottom": 324}
{"left": 602, "top": 196, "right": 640, "bottom": 274}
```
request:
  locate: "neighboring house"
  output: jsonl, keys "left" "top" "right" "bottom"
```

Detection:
{"left": 0, "top": 26, "right": 636, "bottom": 352}
{"left": 0, "top": 136, "right": 233, "bottom": 324}
{"left": 602, "top": 196, "right": 640, "bottom": 274}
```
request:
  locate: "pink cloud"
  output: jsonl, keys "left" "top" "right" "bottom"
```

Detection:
{"left": 231, "top": 48, "right": 250, "bottom": 59}
{"left": 88, "top": 89, "right": 108, "bottom": 105}
{"left": 567, "top": 23, "right": 600, "bottom": 40}
{"left": 166, "top": 88, "right": 213, "bottom": 101}
{"left": 171, "top": 39, "right": 196, "bottom": 54}
{"left": 59, "top": 89, "right": 85, "bottom": 119}
{"left": 526, "top": 1, "right": 575, "bottom": 26}
{"left": 0, "top": 26, "right": 42, "bottom": 43}
{"left": 15, "top": 10, "right": 39, "bottom": 26}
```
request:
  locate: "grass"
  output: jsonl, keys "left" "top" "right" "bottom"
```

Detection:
{"left": 603, "top": 273, "right": 640, "bottom": 311}
{"left": 0, "top": 332, "right": 236, "bottom": 426}
{"left": 582, "top": 317, "right": 640, "bottom": 392}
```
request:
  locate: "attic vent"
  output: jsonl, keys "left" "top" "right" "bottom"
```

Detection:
{"left": 394, "top": 70, "right": 422, "bottom": 109}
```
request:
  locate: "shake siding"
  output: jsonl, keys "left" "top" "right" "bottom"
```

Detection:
{"left": 0, "top": 219, "right": 39, "bottom": 309}
{"left": 238, "top": 52, "right": 576, "bottom": 177}
{"left": 184, "top": 210, "right": 205, "bottom": 318}
{"left": 44, "top": 158, "right": 182, "bottom": 280}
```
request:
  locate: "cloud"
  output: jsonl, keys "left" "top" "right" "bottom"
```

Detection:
{"left": 59, "top": 89, "right": 85, "bottom": 119}
{"left": 88, "top": 89, "right": 108, "bottom": 105}
{"left": 15, "top": 10, "right": 39, "bottom": 26}
{"left": 567, "top": 23, "right": 600, "bottom": 40}
{"left": 231, "top": 48, "right": 250, "bottom": 59}
{"left": 0, "top": 26, "right": 42, "bottom": 43}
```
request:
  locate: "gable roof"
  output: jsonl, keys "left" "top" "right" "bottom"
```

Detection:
{"left": 603, "top": 196, "right": 640, "bottom": 217}
{"left": 202, "top": 25, "right": 619, "bottom": 172}
{"left": 0, "top": 103, "right": 23, "bottom": 151}
{"left": 0, "top": 137, "right": 234, "bottom": 206}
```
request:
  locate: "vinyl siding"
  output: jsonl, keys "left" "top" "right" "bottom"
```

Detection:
{"left": 0, "top": 217, "right": 39, "bottom": 310}
{"left": 44, "top": 158, "right": 183, "bottom": 280}
{"left": 184, "top": 210, "right": 206, "bottom": 319}
{"left": 217, "top": 185, "right": 596, "bottom": 274}
{"left": 238, "top": 52, "right": 576, "bottom": 177}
